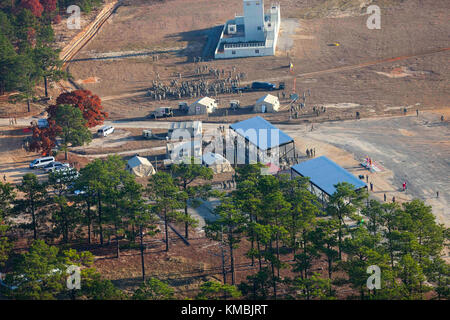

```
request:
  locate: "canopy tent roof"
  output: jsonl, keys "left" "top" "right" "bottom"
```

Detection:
{"left": 203, "top": 152, "right": 227, "bottom": 166}
{"left": 192, "top": 97, "right": 216, "bottom": 106}
{"left": 202, "top": 152, "right": 233, "bottom": 173}
{"left": 291, "top": 156, "right": 367, "bottom": 196}
{"left": 169, "top": 121, "right": 202, "bottom": 131}
{"left": 229, "top": 116, "right": 294, "bottom": 151}
{"left": 127, "top": 156, "right": 155, "bottom": 177}
{"left": 256, "top": 94, "right": 279, "bottom": 105}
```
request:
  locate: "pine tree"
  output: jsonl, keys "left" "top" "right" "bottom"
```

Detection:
{"left": 15, "top": 173, "right": 48, "bottom": 240}
{"left": 147, "top": 172, "right": 185, "bottom": 252}
{"left": 171, "top": 160, "right": 213, "bottom": 239}
{"left": 205, "top": 193, "right": 247, "bottom": 285}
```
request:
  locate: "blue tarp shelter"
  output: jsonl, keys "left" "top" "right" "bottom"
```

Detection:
{"left": 291, "top": 156, "right": 367, "bottom": 197}
{"left": 229, "top": 116, "right": 293, "bottom": 151}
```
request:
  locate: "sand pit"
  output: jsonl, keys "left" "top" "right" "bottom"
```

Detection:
{"left": 375, "top": 66, "right": 433, "bottom": 78}
{"left": 324, "top": 103, "right": 361, "bottom": 109}
{"left": 75, "top": 77, "right": 100, "bottom": 84}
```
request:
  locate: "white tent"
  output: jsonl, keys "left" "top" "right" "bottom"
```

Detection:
{"left": 168, "top": 121, "right": 202, "bottom": 139}
{"left": 126, "top": 156, "right": 156, "bottom": 177}
{"left": 188, "top": 97, "right": 218, "bottom": 115}
{"left": 167, "top": 140, "right": 202, "bottom": 163}
{"left": 202, "top": 152, "right": 234, "bottom": 174}
{"left": 253, "top": 94, "right": 280, "bottom": 113}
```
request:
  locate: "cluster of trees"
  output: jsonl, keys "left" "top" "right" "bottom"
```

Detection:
{"left": 0, "top": 239, "right": 123, "bottom": 299}
{"left": 0, "top": 1, "right": 104, "bottom": 111}
{"left": 0, "top": 156, "right": 215, "bottom": 293}
{"left": 204, "top": 164, "right": 449, "bottom": 300}
{"left": 29, "top": 89, "right": 107, "bottom": 157}
{"left": 0, "top": 160, "right": 448, "bottom": 300}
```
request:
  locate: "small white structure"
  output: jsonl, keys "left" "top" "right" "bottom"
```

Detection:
{"left": 203, "top": 152, "right": 234, "bottom": 174}
{"left": 166, "top": 140, "right": 202, "bottom": 163}
{"left": 126, "top": 156, "right": 156, "bottom": 177}
{"left": 254, "top": 94, "right": 280, "bottom": 113}
{"left": 168, "top": 121, "right": 202, "bottom": 140}
{"left": 188, "top": 97, "right": 218, "bottom": 115}
{"left": 215, "top": 0, "right": 281, "bottom": 59}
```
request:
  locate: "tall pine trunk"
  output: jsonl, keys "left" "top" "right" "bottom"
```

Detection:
{"left": 184, "top": 199, "right": 189, "bottom": 239}
{"left": 97, "top": 192, "right": 103, "bottom": 245}
{"left": 44, "top": 76, "right": 48, "bottom": 97}
{"left": 249, "top": 214, "right": 254, "bottom": 266}
{"left": 270, "top": 240, "right": 277, "bottom": 299}
{"left": 140, "top": 225, "right": 145, "bottom": 282}
{"left": 116, "top": 224, "right": 120, "bottom": 259}
{"left": 31, "top": 199, "right": 37, "bottom": 240}
{"left": 86, "top": 200, "right": 91, "bottom": 244}
{"left": 164, "top": 207, "right": 169, "bottom": 252}
{"left": 229, "top": 230, "right": 235, "bottom": 285}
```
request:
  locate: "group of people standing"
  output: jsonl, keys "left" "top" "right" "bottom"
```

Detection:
{"left": 306, "top": 148, "right": 316, "bottom": 158}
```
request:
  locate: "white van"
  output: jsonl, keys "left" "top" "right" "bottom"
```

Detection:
{"left": 29, "top": 156, "right": 55, "bottom": 169}
{"left": 97, "top": 125, "right": 114, "bottom": 137}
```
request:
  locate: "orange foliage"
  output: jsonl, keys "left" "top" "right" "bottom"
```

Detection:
{"left": 54, "top": 90, "right": 108, "bottom": 128}
{"left": 29, "top": 119, "right": 61, "bottom": 156}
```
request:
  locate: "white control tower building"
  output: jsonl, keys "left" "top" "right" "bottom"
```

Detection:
{"left": 243, "top": 0, "right": 265, "bottom": 42}
{"left": 215, "top": 0, "right": 281, "bottom": 59}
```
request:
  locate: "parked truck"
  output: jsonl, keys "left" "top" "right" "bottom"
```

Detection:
{"left": 147, "top": 107, "right": 174, "bottom": 119}
{"left": 232, "top": 81, "right": 283, "bottom": 93}
{"left": 251, "top": 81, "right": 277, "bottom": 91}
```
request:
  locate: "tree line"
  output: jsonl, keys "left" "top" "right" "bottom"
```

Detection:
{"left": 0, "top": 0, "right": 103, "bottom": 111}
{"left": 206, "top": 164, "right": 449, "bottom": 300}
{"left": 0, "top": 160, "right": 448, "bottom": 299}
{"left": 0, "top": 155, "right": 220, "bottom": 299}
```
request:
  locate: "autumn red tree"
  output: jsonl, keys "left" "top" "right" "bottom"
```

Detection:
{"left": 20, "top": 0, "right": 44, "bottom": 17}
{"left": 54, "top": 90, "right": 108, "bottom": 128}
{"left": 40, "top": 0, "right": 57, "bottom": 13}
{"left": 29, "top": 120, "right": 60, "bottom": 156}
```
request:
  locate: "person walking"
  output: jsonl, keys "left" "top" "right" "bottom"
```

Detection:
{"left": 384, "top": 193, "right": 387, "bottom": 202}
{"left": 392, "top": 196, "right": 396, "bottom": 203}
{"left": 366, "top": 175, "right": 369, "bottom": 183}
{"left": 416, "top": 109, "right": 419, "bottom": 117}
{"left": 370, "top": 182, "right": 373, "bottom": 192}
{"left": 436, "top": 191, "right": 439, "bottom": 198}
{"left": 306, "top": 149, "right": 310, "bottom": 158}
{"left": 402, "top": 182, "right": 406, "bottom": 192}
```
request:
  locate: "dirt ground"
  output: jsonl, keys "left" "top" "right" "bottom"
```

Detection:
{"left": 0, "top": 0, "right": 448, "bottom": 298}
{"left": 279, "top": 112, "right": 450, "bottom": 228}
{"left": 65, "top": 0, "right": 449, "bottom": 122}
{"left": 90, "top": 227, "right": 355, "bottom": 298}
